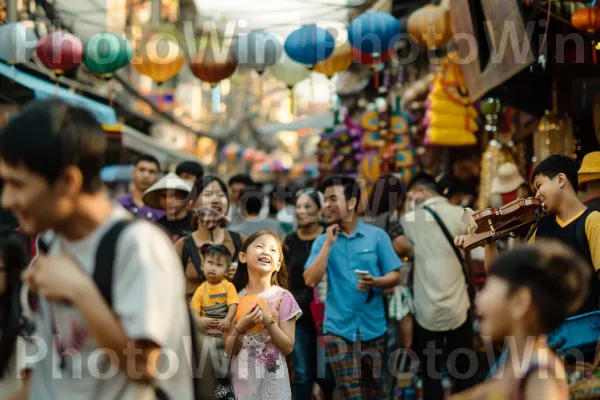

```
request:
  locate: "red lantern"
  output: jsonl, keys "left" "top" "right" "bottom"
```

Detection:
{"left": 190, "top": 48, "right": 238, "bottom": 87}
{"left": 37, "top": 31, "right": 83, "bottom": 76}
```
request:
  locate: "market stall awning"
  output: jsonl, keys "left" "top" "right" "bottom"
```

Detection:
{"left": 0, "top": 62, "right": 117, "bottom": 125}
{"left": 121, "top": 125, "right": 199, "bottom": 166}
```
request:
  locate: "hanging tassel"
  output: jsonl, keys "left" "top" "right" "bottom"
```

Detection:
{"left": 310, "top": 74, "right": 314, "bottom": 102}
{"left": 374, "top": 66, "right": 379, "bottom": 89}
{"left": 157, "top": 84, "right": 164, "bottom": 112}
{"left": 593, "top": 41, "right": 598, "bottom": 65}
{"left": 106, "top": 77, "right": 113, "bottom": 107}
{"left": 212, "top": 83, "right": 221, "bottom": 113}
{"left": 289, "top": 85, "right": 295, "bottom": 115}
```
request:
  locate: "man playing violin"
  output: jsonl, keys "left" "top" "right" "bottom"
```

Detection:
{"left": 456, "top": 154, "right": 600, "bottom": 314}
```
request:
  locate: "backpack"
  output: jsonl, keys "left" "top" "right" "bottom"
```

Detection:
{"left": 36, "top": 220, "right": 228, "bottom": 400}
{"left": 181, "top": 231, "right": 243, "bottom": 279}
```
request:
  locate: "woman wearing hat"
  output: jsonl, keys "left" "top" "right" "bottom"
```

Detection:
{"left": 143, "top": 172, "right": 194, "bottom": 243}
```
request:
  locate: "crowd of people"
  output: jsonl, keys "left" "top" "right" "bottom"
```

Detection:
{"left": 0, "top": 98, "right": 597, "bottom": 400}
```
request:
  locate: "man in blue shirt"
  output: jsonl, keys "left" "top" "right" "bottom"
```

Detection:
{"left": 304, "top": 175, "right": 402, "bottom": 399}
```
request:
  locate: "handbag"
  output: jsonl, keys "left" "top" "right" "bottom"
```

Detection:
{"left": 309, "top": 288, "right": 326, "bottom": 347}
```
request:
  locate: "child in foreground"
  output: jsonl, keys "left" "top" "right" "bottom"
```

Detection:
{"left": 190, "top": 244, "right": 239, "bottom": 334}
{"left": 190, "top": 244, "right": 239, "bottom": 400}
{"left": 450, "top": 240, "right": 590, "bottom": 400}
{"left": 223, "top": 230, "right": 302, "bottom": 400}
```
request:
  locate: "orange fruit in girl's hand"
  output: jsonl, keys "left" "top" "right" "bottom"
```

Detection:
{"left": 235, "top": 295, "right": 270, "bottom": 333}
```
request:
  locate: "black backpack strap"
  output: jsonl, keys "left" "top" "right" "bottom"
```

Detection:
{"left": 183, "top": 235, "right": 204, "bottom": 281}
{"left": 229, "top": 230, "right": 243, "bottom": 262}
{"left": 94, "top": 220, "right": 132, "bottom": 308}
{"left": 423, "top": 206, "right": 475, "bottom": 306}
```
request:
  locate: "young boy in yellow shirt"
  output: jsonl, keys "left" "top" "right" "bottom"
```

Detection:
{"left": 190, "top": 244, "right": 239, "bottom": 335}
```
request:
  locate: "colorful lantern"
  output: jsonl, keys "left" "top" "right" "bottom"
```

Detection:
{"left": 84, "top": 33, "right": 133, "bottom": 79}
{"left": 37, "top": 31, "right": 83, "bottom": 76}
{"left": 348, "top": 12, "right": 402, "bottom": 55}
{"left": 572, "top": 6, "right": 600, "bottom": 63}
{"left": 407, "top": 3, "right": 453, "bottom": 50}
{"left": 269, "top": 53, "right": 311, "bottom": 113}
{"left": 190, "top": 46, "right": 237, "bottom": 113}
{"left": 313, "top": 41, "right": 353, "bottom": 79}
{"left": 284, "top": 24, "right": 335, "bottom": 67}
{"left": 0, "top": 22, "right": 37, "bottom": 65}
{"left": 235, "top": 30, "right": 282, "bottom": 75}
{"left": 133, "top": 36, "right": 185, "bottom": 85}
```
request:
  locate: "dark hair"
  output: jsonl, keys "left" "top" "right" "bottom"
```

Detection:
{"left": 200, "top": 243, "right": 232, "bottom": 263}
{"left": 176, "top": 161, "right": 204, "bottom": 180}
{"left": 532, "top": 154, "right": 578, "bottom": 192}
{"left": 368, "top": 174, "right": 405, "bottom": 217}
{"left": 406, "top": 172, "right": 438, "bottom": 194}
{"left": 240, "top": 186, "right": 265, "bottom": 216}
{"left": 321, "top": 175, "right": 362, "bottom": 211}
{"left": 229, "top": 174, "right": 254, "bottom": 187}
{"left": 489, "top": 240, "right": 590, "bottom": 332}
{"left": 135, "top": 154, "right": 161, "bottom": 171}
{"left": 0, "top": 228, "right": 29, "bottom": 378}
{"left": 296, "top": 188, "right": 323, "bottom": 209}
{"left": 0, "top": 99, "right": 106, "bottom": 192}
{"left": 191, "top": 176, "right": 230, "bottom": 231}
{"left": 233, "top": 230, "right": 289, "bottom": 292}
{"left": 273, "top": 184, "right": 297, "bottom": 206}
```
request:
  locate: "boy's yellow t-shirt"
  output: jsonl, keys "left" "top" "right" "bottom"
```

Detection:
{"left": 190, "top": 279, "right": 239, "bottom": 316}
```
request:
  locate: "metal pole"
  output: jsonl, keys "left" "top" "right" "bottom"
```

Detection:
{"left": 7, "top": 0, "right": 18, "bottom": 22}
{"left": 151, "top": 0, "right": 161, "bottom": 25}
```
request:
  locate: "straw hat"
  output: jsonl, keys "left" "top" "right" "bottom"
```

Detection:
{"left": 491, "top": 163, "right": 525, "bottom": 194}
{"left": 142, "top": 172, "right": 193, "bottom": 210}
{"left": 578, "top": 152, "right": 600, "bottom": 184}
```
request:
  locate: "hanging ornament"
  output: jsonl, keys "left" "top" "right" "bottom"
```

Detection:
{"left": 133, "top": 35, "right": 185, "bottom": 110}
{"left": 313, "top": 41, "right": 352, "bottom": 79}
{"left": 269, "top": 53, "right": 311, "bottom": 114}
{"left": 37, "top": 31, "right": 83, "bottom": 77}
{"left": 235, "top": 29, "right": 282, "bottom": 75}
{"left": 84, "top": 33, "right": 133, "bottom": 79}
{"left": 133, "top": 36, "right": 185, "bottom": 84}
{"left": 284, "top": 24, "right": 335, "bottom": 68}
{"left": 407, "top": 1, "right": 453, "bottom": 50}
{"left": 0, "top": 22, "right": 37, "bottom": 65}
{"left": 84, "top": 33, "right": 133, "bottom": 106}
{"left": 572, "top": 6, "right": 600, "bottom": 63}
{"left": 190, "top": 45, "right": 238, "bottom": 113}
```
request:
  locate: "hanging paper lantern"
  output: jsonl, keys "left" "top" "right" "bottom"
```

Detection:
{"left": 0, "top": 22, "right": 37, "bottom": 65}
{"left": 348, "top": 12, "right": 402, "bottom": 55}
{"left": 269, "top": 53, "right": 311, "bottom": 87}
{"left": 133, "top": 36, "right": 185, "bottom": 84}
{"left": 84, "top": 33, "right": 133, "bottom": 79}
{"left": 284, "top": 24, "right": 335, "bottom": 67}
{"left": 313, "top": 41, "right": 353, "bottom": 79}
{"left": 190, "top": 46, "right": 237, "bottom": 86}
{"left": 235, "top": 30, "right": 282, "bottom": 75}
{"left": 572, "top": 6, "right": 600, "bottom": 31}
{"left": 37, "top": 31, "right": 83, "bottom": 76}
{"left": 407, "top": 4, "right": 453, "bottom": 50}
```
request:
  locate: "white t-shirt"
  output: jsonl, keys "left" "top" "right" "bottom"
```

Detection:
{"left": 401, "top": 196, "right": 470, "bottom": 332}
{"left": 28, "top": 207, "right": 194, "bottom": 400}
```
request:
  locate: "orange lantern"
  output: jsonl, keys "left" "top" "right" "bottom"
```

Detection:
{"left": 235, "top": 295, "right": 270, "bottom": 333}
{"left": 133, "top": 36, "right": 185, "bottom": 84}
{"left": 571, "top": 6, "right": 600, "bottom": 63}
{"left": 407, "top": 3, "right": 453, "bottom": 50}
{"left": 190, "top": 48, "right": 238, "bottom": 87}
{"left": 313, "top": 42, "right": 353, "bottom": 79}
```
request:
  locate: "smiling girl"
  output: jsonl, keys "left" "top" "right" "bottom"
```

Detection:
{"left": 223, "top": 230, "right": 301, "bottom": 400}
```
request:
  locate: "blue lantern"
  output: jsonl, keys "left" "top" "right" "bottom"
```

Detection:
{"left": 284, "top": 25, "right": 335, "bottom": 67}
{"left": 348, "top": 12, "right": 402, "bottom": 55}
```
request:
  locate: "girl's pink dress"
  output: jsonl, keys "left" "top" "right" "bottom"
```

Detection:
{"left": 231, "top": 286, "right": 302, "bottom": 400}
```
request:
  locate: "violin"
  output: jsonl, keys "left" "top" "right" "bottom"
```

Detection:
{"left": 461, "top": 197, "right": 545, "bottom": 251}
